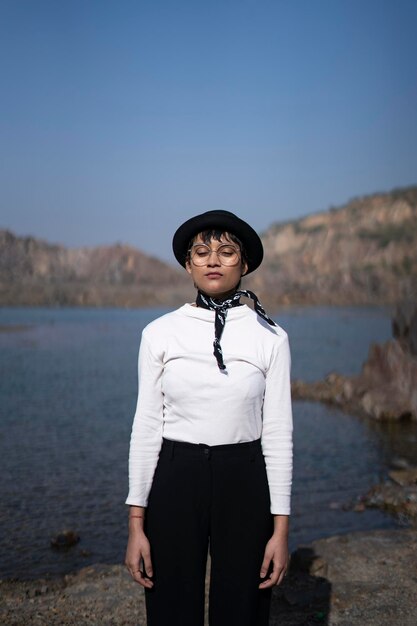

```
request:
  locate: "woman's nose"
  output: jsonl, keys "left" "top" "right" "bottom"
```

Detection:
{"left": 207, "top": 250, "right": 221, "bottom": 265}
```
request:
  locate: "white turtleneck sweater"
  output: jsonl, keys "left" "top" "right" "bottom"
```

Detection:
{"left": 126, "top": 303, "right": 293, "bottom": 515}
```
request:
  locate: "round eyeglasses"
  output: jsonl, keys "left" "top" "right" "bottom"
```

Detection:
{"left": 189, "top": 243, "right": 241, "bottom": 266}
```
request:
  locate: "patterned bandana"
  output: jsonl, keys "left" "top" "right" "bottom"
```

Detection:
{"left": 196, "top": 289, "right": 277, "bottom": 371}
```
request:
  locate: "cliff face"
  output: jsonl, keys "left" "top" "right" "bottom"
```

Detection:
{"left": 0, "top": 231, "right": 194, "bottom": 307}
{"left": 246, "top": 186, "right": 417, "bottom": 308}
{"left": 1, "top": 185, "right": 416, "bottom": 308}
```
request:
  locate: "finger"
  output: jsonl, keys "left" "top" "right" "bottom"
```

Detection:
{"left": 130, "top": 568, "right": 154, "bottom": 589}
{"left": 259, "top": 576, "right": 274, "bottom": 589}
{"left": 275, "top": 566, "right": 287, "bottom": 586}
{"left": 142, "top": 549, "right": 154, "bottom": 579}
{"left": 259, "top": 552, "right": 272, "bottom": 578}
{"left": 258, "top": 564, "right": 285, "bottom": 589}
{"left": 125, "top": 556, "right": 154, "bottom": 589}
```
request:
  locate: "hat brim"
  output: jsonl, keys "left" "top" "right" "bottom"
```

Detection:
{"left": 172, "top": 210, "right": 263, "bottom": 275}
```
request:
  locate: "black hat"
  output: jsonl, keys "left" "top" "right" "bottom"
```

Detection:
{"left": 172, "top": 210, "right": 263, "bottom": 275}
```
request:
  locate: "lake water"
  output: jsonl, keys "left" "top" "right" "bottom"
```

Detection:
{"left": 1, "top": 304, "right": 416, "bottom": 580}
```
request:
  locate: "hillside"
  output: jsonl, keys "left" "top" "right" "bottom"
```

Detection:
{"left": 1, "top": 185, "right": 416, "bottom": 308}
{"left": 248, "top": 185, "right": 417, "bottom": 308}
{"left": 0, "top": 231, "right": 193, "bottom": 307}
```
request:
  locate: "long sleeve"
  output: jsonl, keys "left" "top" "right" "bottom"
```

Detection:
{"left": 261, "top": 331, "right": 293, "bottom": 515}
{"left": 125, "top": 331, "right": 164, "bottom": 507}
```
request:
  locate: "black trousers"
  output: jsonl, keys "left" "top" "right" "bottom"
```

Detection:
{"left": 144, "top": 437, "right": 274, "bottom": 626}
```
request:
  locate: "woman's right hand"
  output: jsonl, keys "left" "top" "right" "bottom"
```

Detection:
{"left": 125, "top": 514, "right": 154, "bottom": 588}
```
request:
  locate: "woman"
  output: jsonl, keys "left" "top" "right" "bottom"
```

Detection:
{"left": 125, "top": 210, "right": 293, "bottom": 626}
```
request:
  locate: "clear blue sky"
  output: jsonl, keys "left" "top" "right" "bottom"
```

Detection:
{"left": 1, "top": 0, "right": 416, "bottom": 263}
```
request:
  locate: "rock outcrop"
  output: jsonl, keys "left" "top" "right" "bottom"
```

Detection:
{"left": 292, "top": 300, "right": 417, "bottom": 421}
{"left": 252, "top": 185, "right": 417, "bottom": 308}
{"left": 392, "top": 298, "right": 417, "bottom": 356}
{"left": 0, "top": 230, "right": 194, "bottom": 307}
{"left": 360, "top": 466, "right": 417, "bottom": 523}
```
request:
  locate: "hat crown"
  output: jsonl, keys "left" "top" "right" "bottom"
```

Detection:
{"left": 201, "top": 210, "right": 236, "bottom": 217}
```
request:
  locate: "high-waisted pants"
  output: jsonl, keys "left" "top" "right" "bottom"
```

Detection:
{"left": 144, "top": 437, "right": 274, "bottom": 626}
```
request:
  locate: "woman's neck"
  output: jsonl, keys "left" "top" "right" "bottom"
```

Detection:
{"left": 196, "top": 288, "right": 239, "bottom": 304}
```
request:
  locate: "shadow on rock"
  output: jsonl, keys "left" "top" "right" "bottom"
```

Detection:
{"left": 270, "top": 547, "right": 331, "bottom": 626}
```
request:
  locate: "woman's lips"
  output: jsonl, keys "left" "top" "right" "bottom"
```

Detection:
{"left": 206, "top": 272, "right": 222, "bottom": 278}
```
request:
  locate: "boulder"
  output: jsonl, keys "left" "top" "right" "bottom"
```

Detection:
{"left": 50, "top": 530, "right": 80, "bottom": 549}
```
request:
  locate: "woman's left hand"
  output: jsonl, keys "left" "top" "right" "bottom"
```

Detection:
{"left": 258, "top": 532, "right": 289, "bottom": 589}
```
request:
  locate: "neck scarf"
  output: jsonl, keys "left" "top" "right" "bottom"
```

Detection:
{"left": 195, "top": 289, "right": 277, "bottom": 371}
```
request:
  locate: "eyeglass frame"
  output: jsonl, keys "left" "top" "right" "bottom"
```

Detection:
{"left": 187, "top": 242, "right": 243, "bottom": 267}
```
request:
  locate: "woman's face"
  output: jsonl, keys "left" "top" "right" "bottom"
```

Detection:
{"left": 185, "top": 232, "right": 248, "bottom": 299}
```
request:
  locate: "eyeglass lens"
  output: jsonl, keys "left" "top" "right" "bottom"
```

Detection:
{"left": 191, "top": 244, "right": 240, "bottom": 266}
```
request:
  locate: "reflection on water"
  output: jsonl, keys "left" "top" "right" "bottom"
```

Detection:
{"left": 367, "top": 419, "right": 417, "bottom": 467}
{"left": 0, "top": 304, "right": 415, "bottom": 580}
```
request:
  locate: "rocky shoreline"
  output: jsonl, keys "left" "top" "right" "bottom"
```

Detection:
{"left": 291, "top": 300, "right": 417, "bottom": 529}
{"left": 292, "top": 300, "right": 417, "bottom": 422}
{"left": 1, "top": 528, "right": 416, "bottom": 626}
{"left": 357, "top": 466, "right": 417, "bottom": 524}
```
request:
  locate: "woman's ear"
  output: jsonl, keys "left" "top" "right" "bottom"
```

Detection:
{"left": 185, "top": 259, "right": 192, "bottom": 275}
{"left": 241, "top": 260, "right": 249, "bottom": 276}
